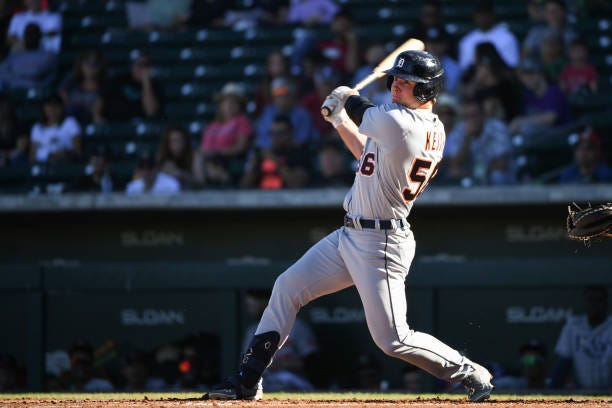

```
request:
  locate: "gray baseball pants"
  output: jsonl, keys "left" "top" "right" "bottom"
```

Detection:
{"left": 255, "top": 225, "right": 473, "bottom": 382}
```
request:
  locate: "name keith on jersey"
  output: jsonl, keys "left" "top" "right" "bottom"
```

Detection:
{"left": 425, "top": 131, "right": 444, "bottom": 152}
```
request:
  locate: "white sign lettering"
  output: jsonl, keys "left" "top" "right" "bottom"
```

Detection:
{"left": 506, "top": 306, "right": 573, "bottom": 324}
{"left": 310, "top": 307, "right": 365, "bottom": 323}
{"left": 121, "top": 309, "right": 186, "bottom": 326}
{"left": 506, "top": 225, "right": 567, "bottom": 242}
{"left": 121, "top": 230, "right": 184, "bottom": 247}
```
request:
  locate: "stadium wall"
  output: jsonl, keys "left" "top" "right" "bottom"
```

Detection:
{"left": 1, "top": 186, "right": 611, "bottom": 391}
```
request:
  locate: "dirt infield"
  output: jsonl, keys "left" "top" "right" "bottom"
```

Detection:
{"left": 1, "top": 398, "right": 610, "bottom": 408}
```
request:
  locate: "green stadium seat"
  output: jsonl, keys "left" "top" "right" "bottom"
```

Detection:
{"left": 163, "top": 82, "right": 224, "bottom": 101}
{"left": 83, "top": 121, "right": 162, "bottom": 140}
{"left": 242, "top": 27, "right": 294, "bottom": 44}
{"left": 164, "top": 101, "right": 215, "bottom": 121}
{"left": 63, "top": 14, "right": 127, "bottom": 32}
{"left": 58, "top": 0, "right": 125, "bottom": 15}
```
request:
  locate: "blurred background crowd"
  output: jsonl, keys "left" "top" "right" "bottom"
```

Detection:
{"left": 0, "top": 0, "right": 610, "bottom": 194}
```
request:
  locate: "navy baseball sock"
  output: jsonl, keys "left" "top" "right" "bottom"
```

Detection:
{"left": 238, "top": 331, "right": 280, "bottom": 389}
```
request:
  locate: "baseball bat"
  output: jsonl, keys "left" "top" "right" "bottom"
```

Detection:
{"left": 320, "top": 37, "right": 425, "bottom": 117}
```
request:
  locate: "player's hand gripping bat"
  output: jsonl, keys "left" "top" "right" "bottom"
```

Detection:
{"left": 320, "top": 38, "right": 425, "bottom": 117}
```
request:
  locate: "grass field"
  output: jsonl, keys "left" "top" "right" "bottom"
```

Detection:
{"left": 0, "top": 392, "right": 610, "bottom": 404}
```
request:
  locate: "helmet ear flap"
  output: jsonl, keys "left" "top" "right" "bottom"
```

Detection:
{"left": 386, "top": 75, "right": 394, "bottom": 90}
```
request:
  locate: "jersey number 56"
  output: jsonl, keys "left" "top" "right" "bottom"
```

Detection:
{"left": 402, "top": 158, "right": 439, "bottom": 202}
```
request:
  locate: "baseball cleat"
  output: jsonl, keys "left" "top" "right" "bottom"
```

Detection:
{"left": 462, "top": 363, "right": 494, "bottom": 402}
{"left": 202, "top": 375, "right": 263, "bottom": 400}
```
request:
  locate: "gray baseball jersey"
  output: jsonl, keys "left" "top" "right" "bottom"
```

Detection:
{"left": 255, "top": 102, "right": 478, "bottom": 384}
{"left": 344, "top": 103, "right": 445, "bottom": 220}
{"left": 555, "top": 315, "right": 612, "bottom": 389}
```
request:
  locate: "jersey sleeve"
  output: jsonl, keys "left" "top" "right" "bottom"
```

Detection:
{"left": 554, "top": 320, "right": 574, "bottom": 359}
{"left": 359, "top": 104, "right": 410, "bottom": 150}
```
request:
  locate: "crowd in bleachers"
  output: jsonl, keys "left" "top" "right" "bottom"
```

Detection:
{"left": 0, "top": 0, "right": 610, "bottom": 194}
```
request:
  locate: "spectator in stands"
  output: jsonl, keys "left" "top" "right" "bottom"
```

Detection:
{"left": 424, "top": 30, "right": 460, "bottom": 96}
{"left": 352, "top": 353, "right": 384, "bottom": 390}
{"left": 153, "top": 344, "right": 182, "bottom": 390}
{"left": 294, "top": 48, "right": 326, "bottom": 99}
{"left": 6, "top": 0, "right": 61, "bottom": 53}
{"left": 494, "top": 340, "right": 549, "bottom": 390}
{"left": 186, "top": 0, "right": 236, "bottom": 28}
{"left": 58, "top": 49, "right": 108, "bottom": 125}
{"left": 175, "top": 332, "right": 221, "bottom": 389}
{"left": 311, "top": 139, "right": 354, "bottom": 187}
{"left": 317, "top": 8, "right": 358, "bottom": 79}
{"left": 410, "top": 0, "right": 451, "bottom": 51}
{"left": 242, "top": 114, "right": 312, "bottom": 189}
{"left": 432, "top": 93, "right": 459, "bottom": 183}
{"left": 72, "top": 145, "right": 124, "bottom": 193}
{"left": 126, "top": 0, "right": 192, "bottom": 31}
{"left": 301, "top": 64, "right": 341, "bottom": 136}
{"left": 558, "top": 129, "right": 612, "bottom": 184}
{"left": 539, "top": 33, "right": 567, "bottom": 83}
{"left": 0, "top": 22, "right": 56, "bottom": 91}
{"left": 0, "top": 0, "right": 19, "bottom": 60}
{"left": 30, "top": 94, "right": 82, "bottom": 163}
{"left": 287, "top": 0, "right": 338, "bottom": 26}
{"left": 433, "top": 93, "right": 459, "bottom": 135}
{"left": 255, "top": 50, "right": 291, "bottom": 115}
{"left": 550, "top": 285, "right": 611, "bottom": 391}
{"left": 458, "top": 0, "right": 520, "bottom": 72}
{"left": 508, "top": 58, "right": 571, "bottom": 135}
{"left": 351, "top": 42, "right": 387, "bottom": 102}
{"left": 255, "top": 76, "right": 316, "bottom": 149}
{"left": 559, "top": 38, "right": 599, "bottom": 96}
{"left": 201, "top": 82, "right": 253, "bottom": 187}
{"left": 158, "top": 124, "right": 204, "bottom": 190}
{"left": 119, "top": 350, "right": 166, "bottom": 391}
{"left": 147, "top": 0, "right": 192, "bottom": 30}
{"left": 460, "top": 42, "right": 522, "bottom": 121}
{"left": 444, "top": 98, "right": 515, "bottom": 186}
{"left": 65, "top": 339, "right": 114, "bottom": 391}
{"left": 522, "top": 0, "right": 576, "bottom": 60}
{"left": 125, "top": 151, "right": 180, "bottom": 195}
{"left": 526, "top": 0, "right": 545, "bottom": 27}
{"left": 286, "top": 0, "right": 338, "bottom": 74}
{"left": 103, "top": 52, "right": 164, "bottom": 122}
{"left": 0, "top": 353, "right": 18, "bottom": 391}
{"left": 0, "top": 97, "right": 28, "bottom": 167}
{"left": 241, "top": 288, "right": 318, "bottom": 391}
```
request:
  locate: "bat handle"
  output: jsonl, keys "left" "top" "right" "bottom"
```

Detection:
{"left": 320, "top": 98, "right": 337, "bottom": 117}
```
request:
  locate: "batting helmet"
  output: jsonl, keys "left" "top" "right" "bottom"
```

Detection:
{"left": 384, "top": 50, "right": 444, "bottom": 103}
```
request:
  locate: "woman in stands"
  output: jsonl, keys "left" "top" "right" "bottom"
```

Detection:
{"left": 58, "top": 49, "right": 107, "bottom": 125}
{"left": 200, "top": 82, "right": 254, "bottom": 187}
{"left": 30, "top": 93, "right": 81, "bottom": 163}
{"left": 157, "top": 124, "right": 205, "bottom": 190}
{"left": 254, "top": 50, "right": 291, "bottom": 114}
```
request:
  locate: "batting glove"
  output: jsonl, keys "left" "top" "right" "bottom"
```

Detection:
{"left": 322, "top": 96, "right": 350, "bottom": 128}
{"left": 331, "top": 86, "right": 359, "bottom": 103}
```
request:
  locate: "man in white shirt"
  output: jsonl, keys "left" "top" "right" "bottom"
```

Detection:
{"left": 7, "top": 0, "right": 62, "bottom": 53}
{"left": 125, "top": 153, "right": 181, "bottom": 195}
{"left": 458, "top": 0, "right": 519, "bottom": 71}
{"left": 551, "top": 286, "right": 611, "bottom": 391}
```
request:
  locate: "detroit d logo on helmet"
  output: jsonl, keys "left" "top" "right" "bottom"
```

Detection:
{"left": 397, "top": 58, "right": 405, "bottom": 68}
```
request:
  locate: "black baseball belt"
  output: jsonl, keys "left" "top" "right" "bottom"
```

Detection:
{"left": 343, "top": 215, "right": 408, "bottom": 230}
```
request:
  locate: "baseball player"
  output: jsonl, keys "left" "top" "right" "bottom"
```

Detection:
{"left": 204, "top": 50, "right": 494, "bottom": 402}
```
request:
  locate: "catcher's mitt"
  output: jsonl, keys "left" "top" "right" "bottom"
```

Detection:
{"left": 566, "top": 202, "right": 612, "bottom": 242}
